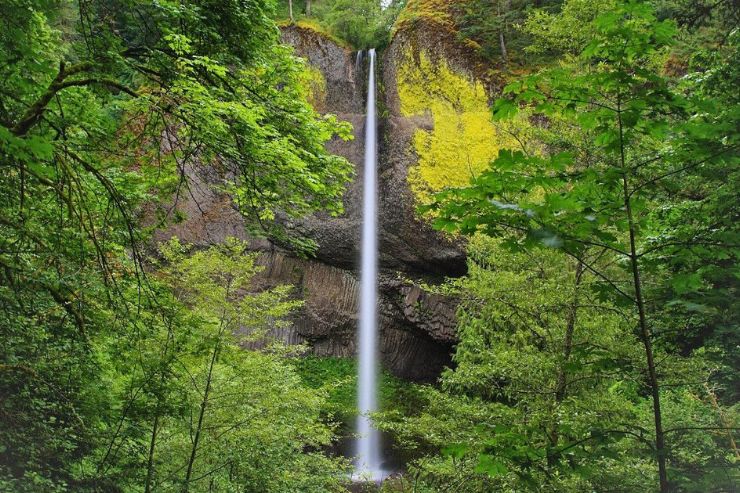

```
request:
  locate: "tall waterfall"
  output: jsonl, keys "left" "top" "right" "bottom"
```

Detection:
{"left": 355, "top": 48, "right": 383, "bottom": 479}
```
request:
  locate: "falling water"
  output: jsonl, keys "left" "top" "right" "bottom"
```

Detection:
{"left": 355, "top": 50, "right": 364, "bottom": 79}
{"left": 355, "top": 48, "right": 383, "bottom": 480}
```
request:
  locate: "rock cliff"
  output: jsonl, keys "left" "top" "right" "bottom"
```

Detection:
{"left": 154, "top": 19, "right": 503, "bottom": 381}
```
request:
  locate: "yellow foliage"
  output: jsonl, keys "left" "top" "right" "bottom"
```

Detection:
{"left": 397, "top": 50, "right": 516, "bottom": 204}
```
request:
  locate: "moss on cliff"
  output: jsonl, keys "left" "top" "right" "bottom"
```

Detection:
{"left": 278, "top": 19, "right": 352, "bottom": 49}
{"left": 298, "top": 64, "right": 327, "bottom": 111}
{"left": 394, "top": 0, "right": 457, "bottom": 35}
{"left": 397, "top": 49, "right": 517, "bottom": 204}
{"left": 393, "top": 0, "right": 482, "bottom": 53}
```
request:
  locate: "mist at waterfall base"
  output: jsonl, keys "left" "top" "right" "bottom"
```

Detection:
{"left": 352, "top": 48, "right": 391, "bottom": 483}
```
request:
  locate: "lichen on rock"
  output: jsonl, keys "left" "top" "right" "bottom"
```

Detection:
{"left": 393, "top": 0, "right": 457, "bottom": 36}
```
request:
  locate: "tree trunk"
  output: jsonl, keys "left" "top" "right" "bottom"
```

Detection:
{"left": 144, "top": 321, "right": 175, "bottom": 493}
{"left": 288, "top": 0, "right": 294, "bottom": 22}
{"left": 183, "top": 293, "right": 229, "bottom": 493}
{"left": 144, "top": 414, "right": 160, "bottom": 493}
{"left": 499, "top": 32, "right": 508, "bottom": 66}
{"left": 498, "top": 0, "right": 510, "bottom": 67}
{"left": 555, "top": 261, "right": 584, "bottom": 404}
{"left": 617, "top": 99, "right": 669, "bottom": 493}
{"left": 183, "top": 335, "right": 221, "bottom": 491}
{"left": 549, "top": 260, "right": 584, "bottom": 464}
{"left": 306, "top": 0, "right": 311, "bottom": 16}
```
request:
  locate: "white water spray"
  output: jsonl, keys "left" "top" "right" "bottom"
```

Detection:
{"left": 355, "top": 48, "right": 383, "bottom": 480}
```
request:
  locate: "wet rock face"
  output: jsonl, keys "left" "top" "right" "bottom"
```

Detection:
{"left": 279, "top": 25, "right": 467, "bottom": 278}
{"left": 379, "top": 23, "right": 508, "bottom": 258}
{"left": 376, "top": 113, "right": 468, "bottom": 277}
{"left": 275, "top": 25, "right": 363, "bottom": 272}
{"left": 281, "top": 25, "right": 364, "bottom": 115}
{"left": 250, "top": 252, "right": 455, "bottom": 382}
{"left": 154, "top": 24, "right": 465, "bottom": 381}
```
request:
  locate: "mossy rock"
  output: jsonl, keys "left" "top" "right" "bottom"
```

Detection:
{"left": 278, "top": 18, "right": 353, "bottom": 50}
{"left": 397, "top": 49, "right": 516, "bottom": 204}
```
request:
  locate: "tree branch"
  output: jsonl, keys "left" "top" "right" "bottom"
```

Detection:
{"left": 11, "top": 61, "right": 139, "bottom": 136}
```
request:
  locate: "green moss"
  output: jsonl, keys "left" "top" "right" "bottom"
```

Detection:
{"left": 393, "top": 0, "right": 456, "bottom": 36}
{"left": 298, "top": 64, "right": 327, "bottom": 110}
{"left": 397, "top": 49, "right": 517, "bottom": 204}
{"left": 278, "top": 19, "right": 353, "bottom": 50}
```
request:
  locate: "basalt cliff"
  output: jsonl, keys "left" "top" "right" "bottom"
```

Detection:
{"left": 154, "top": 15, "right": 506, "bottom": 381}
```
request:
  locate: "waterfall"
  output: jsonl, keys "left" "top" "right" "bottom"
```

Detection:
{"left": 355, "top": 48, "right": 383, "bottom": 480}
{"left": 355, "top": 50, "right": 364, "bottom": 79}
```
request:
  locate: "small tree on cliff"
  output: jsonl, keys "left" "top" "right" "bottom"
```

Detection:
{"left": 426, "top": 2, "right": 738, "bottom": 491}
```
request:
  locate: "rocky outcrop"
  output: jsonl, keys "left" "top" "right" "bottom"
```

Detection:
{"left": 278, "top": 24, "right": 467, "bottom": 277}
{"left": 153, "top": 22, "right": 481, "bottom": 382}
{"left": 250, "top": 251, "right": 456, "bottom": 382}
{"left": 381, "top": 11, "right": 509, "bottom": 208}
{"left": 273, "top": 25, "right": 364, "bottom": 272}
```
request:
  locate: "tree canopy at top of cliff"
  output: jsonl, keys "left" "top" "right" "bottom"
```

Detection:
{"left": 275, "top": 0, "right": 408, "bottom": 48}
{"left": 278, "top": 0, "right": 740, "bottom": 70}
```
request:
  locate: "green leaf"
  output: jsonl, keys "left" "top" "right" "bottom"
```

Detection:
{"left": 670, "top": 272, "right": 703, "bottom": 295}
{"left": 25, "top": 136, "right": 54, "bottom": 160}
{"left": 475, "top": 454, "right": 508, "bottom": 477}
{"left": 492, "top": 98, "right": 519, "bottom": 121}
{"left": 442, "top": 443, "right": 469, "bottom": 459}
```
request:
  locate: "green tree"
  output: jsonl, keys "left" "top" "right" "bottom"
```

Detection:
{"left": 0, "top": 0, "right": 353, "bottom": 490}
{"left": 149, "top": 238, "right": 349, "bottom": 492}
{"left": 428, "top": 1, "right": 738, "bottom": 490}
{"left": 378, "top": 238, "right": 719, "bottom": 492}
{"left": 453, "top": 0, "right": 565, "bottom": 66}
{"left": 276, "top": 0, "right": 407, "bottom": 49}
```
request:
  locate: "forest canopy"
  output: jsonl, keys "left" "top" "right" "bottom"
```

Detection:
{"left": 1, "top": 0, "right": 738, "bottom": 492}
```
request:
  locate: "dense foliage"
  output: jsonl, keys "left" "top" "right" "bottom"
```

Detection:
{"left": 404, "top": 0, "right": 738, "bottom": 492}
{"left": 452, "top": 0, "right": 564, "bottom": 66}
{"left": 0, "top": 0, "right": 353, "bottom": 490}
{"left": 276, "top": 0, "right": 407, "bottom": 49}
{"left": 1, "top": 0, "right": 737, "bottom": 492}
{"left": 380, "top": 239, "right": 736, "bottom": 492}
